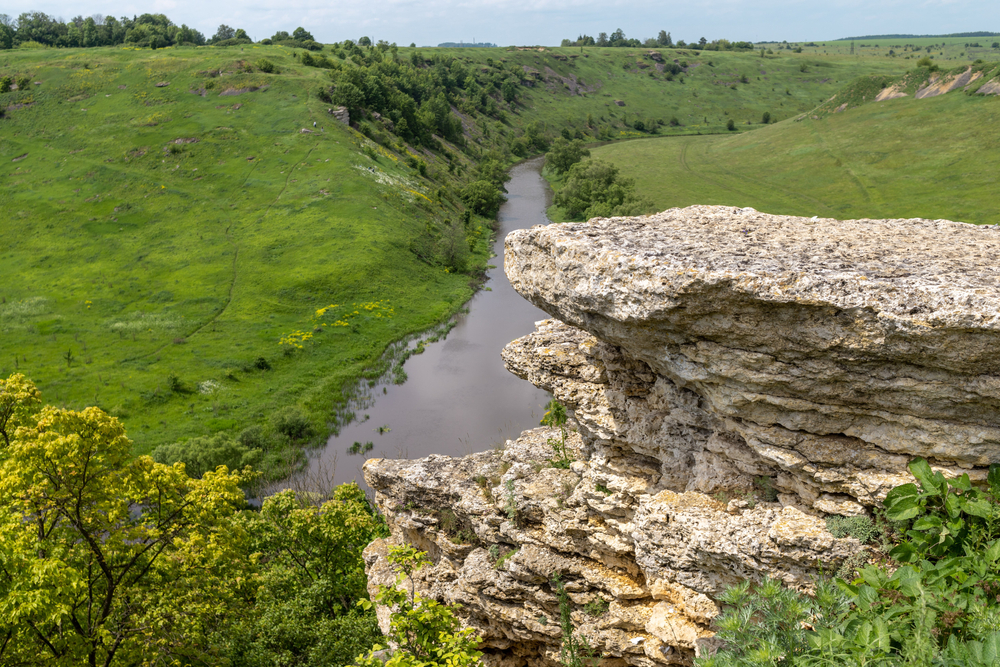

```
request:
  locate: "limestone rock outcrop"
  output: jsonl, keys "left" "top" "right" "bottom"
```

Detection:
{"left": 364, "top": 206, "right": 1000, "bottom": 667}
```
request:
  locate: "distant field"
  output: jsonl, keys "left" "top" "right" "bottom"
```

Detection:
{"left": 469, "top": 45, "right": 913, "bottom": 133}
{"left": 0, "top": 45, "right": 485, "bottom": 455}
{"left": 756, "top": 36, "right": 1000, "bottom": 64}
{"left": 588, "top": 90, "right": 1000, "bottom": 224}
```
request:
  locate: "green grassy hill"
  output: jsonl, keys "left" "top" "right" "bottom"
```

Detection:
{"left": 0, "top": 41, "right": 924, "bottom": 464}
{"left": 586, "top": 80, "right": 1000, "bottom": 223}
{"left": 0, "top": 45, "right": 490, "bottom": 461}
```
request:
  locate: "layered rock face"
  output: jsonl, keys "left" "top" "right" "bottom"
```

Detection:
{"left": 364, "top": 206, "right": 1000, "bottom": 666}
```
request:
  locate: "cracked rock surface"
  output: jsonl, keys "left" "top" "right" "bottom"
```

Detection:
{"left": 364, "top": 206, "right": 999, "bottom": 667}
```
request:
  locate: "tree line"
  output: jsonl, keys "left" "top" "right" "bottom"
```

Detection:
{"left": 560, "top": 28, "right": 754, "bottom": 51}
{"left": 0, "top": 11, "right": 326, "bottom": 50}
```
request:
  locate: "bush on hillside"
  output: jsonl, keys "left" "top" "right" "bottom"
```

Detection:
{"left": 553, "top": 159, "right": 654, "bottom": 220}
{"left": 545, "top": 137, "right": 591, "bottom": 175}
{"left": 460, "top": 180, "right": 506, "bottom": 217}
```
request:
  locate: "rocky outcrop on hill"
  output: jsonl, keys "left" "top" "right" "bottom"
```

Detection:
{"left": 364, "top": 206, "right": 1000, "bottom": 666}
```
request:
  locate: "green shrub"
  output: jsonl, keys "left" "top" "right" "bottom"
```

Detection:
{"left": 552, "top": 158, "right": 654, "bottom": 220}
{"left": 825, "top": 514, "right": 879, "bottom": 543}
{"left": 0, "top": 76, "right": 11, "bottom": 93}
{"left": 726, "top": 118, "right": 736, "bottom": 131}
{"left": 698, "top": 460, "right": 1000, "bottom": 667}
{"left": 152, "top": 432, "right": 261, "bottom": 478}
{"left": 272, "top": 406, "right": 314, "bottom": 441}
{"left": 545, "top": 137, "right": 591, "bottom": 175}
{"left": 460, "top": 180, "right": 506, "bottom": 217}
{"left": 255, "top": 58, "right": 275, "bottom": 73}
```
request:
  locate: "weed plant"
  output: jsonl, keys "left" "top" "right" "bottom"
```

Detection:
{"left": 697, "top": 459, "right": 1000, "bottom": 667}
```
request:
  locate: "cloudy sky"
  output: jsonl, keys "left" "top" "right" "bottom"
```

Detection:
{"left": 3, "top": 0, "right": 996, "bottom": 46}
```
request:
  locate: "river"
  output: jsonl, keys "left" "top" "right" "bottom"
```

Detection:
{"left": 303, "top": 157, "right": 553, "bottom": 490}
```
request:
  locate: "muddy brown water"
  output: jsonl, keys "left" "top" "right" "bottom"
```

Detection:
{"left": 300, "top": 157, "right": 554, "bottom": 490}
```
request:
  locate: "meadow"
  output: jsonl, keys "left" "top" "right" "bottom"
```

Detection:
{"left": 586, "top": 73, "right": 1000, "bottom": 224}
{"left": 0, "top": 40, "right": 938, "bottom": 462}
{"left": 0, "top": 44, "right": 487, "bottom": 458}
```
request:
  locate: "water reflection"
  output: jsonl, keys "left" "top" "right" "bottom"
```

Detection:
{"left": 302, "top": 157, "right": 553, "bottom": 489}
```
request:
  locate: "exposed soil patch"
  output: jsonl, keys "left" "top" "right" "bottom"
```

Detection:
{"left": 11, "top": 153, "right": 28, "bottom": 162}
{"left": 5, "top": 102, "right": 35, "bottom": 111}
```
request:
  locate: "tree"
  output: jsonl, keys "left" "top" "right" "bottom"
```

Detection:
{"left": 460, "top": 180, "right": 506, "bottom": 217}
{"left": 727, "top": 118, "right": 736, "bottom": 131}
{"left": 0, "top": 24, "right": 13, "bottom": 49}
{"left": 219, "top": 485, "right": 388, "bottom": 666}
{"left": 354, "top": 547, "right": 481, "bottom": 667}
{"left": 553, "top": 159, "right": 654, "bottom": 220}
{"left": 358, "top": 36, "right": 371, "bottom": 46}
{"left": 234, "top": 28, "right": 249, "bottom": 41}
{"left": 212, "top": 23, "right": 235, "bottom": 42}
{"left": 762, "top": 111, "right": 771, "bottom": 124}
{"left": 657, "top": 30, "right": 672, "bottom": 47}
{"left": 699, "top": 36, "right": 708, "bottom": 47}
{"left": 292, "top": 26, "right": 314, "bottom": 42}
{"left": 545, "top": 137, "right": 590, "bottom": 175}
{"left": 0, "top": 374, "right": 249, "bottom": 667}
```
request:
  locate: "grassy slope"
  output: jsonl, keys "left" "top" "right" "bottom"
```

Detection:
{"left": 473, "top": 45, "right": 911, "bottom": 134}
{"left": 0, "top": 45, "right": 484, "bottom": 453}
{"left": 589, "top": 90, "right": 1000, "bottom": 223}
{"left": 0, "top": 42, "right": 924, "bottom": 454}
{"left": 756, "top": 36, "right": 1000, "bottom": 65}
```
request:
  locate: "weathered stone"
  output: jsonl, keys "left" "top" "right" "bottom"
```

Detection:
{"left": 505, "top": 206, "right": 1000, "bottom": 470}
{"left": 364, "top": 205, "right": 1000, "bottom": 667}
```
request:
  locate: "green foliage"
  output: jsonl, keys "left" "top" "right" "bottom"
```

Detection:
{"left": 727, "top": 118, "right": 737, "bottom": 131}
{"left": 255, "top": 58, "right": 276, "bottom": 73}
{"left": 0, "top": 75, "right": 11, "bottom": 92}
{"left": 584, "top": 597, "right": 609, "bottom": 617}
{"left": 699, "top": 577, "right": 824, "bottom": 667}
{"left": 222, "top": 483, "right": 389, "bottom": 667}
{"left": 460, "top": 180, "right": 507, "bottom": 216}
{"left": 0, "top": 375, "right": 249, "bottom": 666}
{"left": 553, "top": 159, "right": 655, "bottom": 220}
{"left": 541, "top": 398, "right": 568, "bottom": 427}
{"left": 883, "top": 458, "right": 1000, "bottom": 562}
{"left": 546, "top": 137, "right": 591, "bottom": 175}
{"left": 152, "top": 430, "right": 263, "bottom": 477}
{"left": 547, "top": 428, "right": 573, "bottom": 469}
{"left": 348, "top": 440, "right": 374, "bottom": 455}
{"left": 762, "top": 111, "right": 772, "bottom": 124}
{"left": 754, "top": 475, "right": 779, "bottom": 502}
{"left": 354, "top": 547, "right": 482, "bottom": 667}
{"left": 505, "top": 479, "right": 519, "bottom": 524}
{"left": 698, "top": 459, "right": 1000, "bottom": 667}
{"left": 552, "top": 574, "right": 600, "bottom": 667}
{"left": 825, "top": 514, "right": 880, "bottom": 544}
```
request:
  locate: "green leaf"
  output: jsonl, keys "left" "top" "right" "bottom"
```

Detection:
{"left": 912, "top": 515, "right": 942, "bottom": 530}
{"left": 909, "top": 458, "right": 945, "bottom": 495}
{"left": 984, "top": 539, "right": 1000, "bottom": 564}
{"left": 884, "top": 483, "right": 919, "bottom": 506}
{"left": 949, "top": 473, "right": 973, "bottom": 492}
{"left": 987, "top": 464, "right": 1000, "bottom": 497}
{"left": 886, "top": 496, "right": 921, "bottom": 521}
{"left": 960, "top": 497, "right": 993, "bottom": 519}
{"left": 890, "top": 541, "right": 919, "bottom": 563}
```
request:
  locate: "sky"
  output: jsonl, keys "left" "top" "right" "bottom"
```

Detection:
{"left": 2, "top": 0, "right": 997, "bottom": 46}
